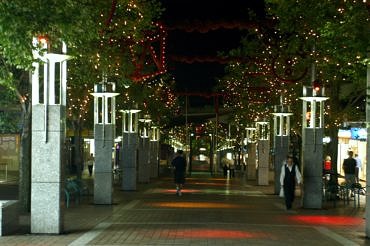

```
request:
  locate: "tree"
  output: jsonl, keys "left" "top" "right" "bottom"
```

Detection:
{"left": 218, "top": 0, "right": 369, "bottom": 150}
{"left": 0, "top": 0, "right": 163, "bottom": 212}
{"left": 265, "top": 0, "right": 369, "bottom": 182}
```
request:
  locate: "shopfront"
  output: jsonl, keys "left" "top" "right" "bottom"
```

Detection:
{"left": 337, "top": 127, "right": 366, "bottom": 181}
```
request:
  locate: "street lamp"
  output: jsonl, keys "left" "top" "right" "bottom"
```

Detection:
{"left": 138, "top": 114, "right": 152, "bottom": 183}
{"left": 139, "top": 114, "right": 152, "bottom": 138}
{"left": 245, "top": 124, "right": 257, "bottom": 180}
{"left": 120, "top": 109, "right": 141, "bottom": 133}
{"left": 272, "top": 105, "right": 293, "bottom": 137}
{"left": 149, "top": 125, "right": 160, "bottom": 178}
{"left": 271, "top": 104, "right": 293, "bottom": 194}
{"left": 150, "top": 125, "right": 160, "bottom": 142}
{"left": 255, "top": 119, "right": 270, "bottom": 186}
{"left": 91, "top": 77, "right": 119, "bottom": 125}
{"left": 300, "top": 85, "right": 328, "bottom": 129}
{"left": 31, "top": 37, "right": 71, "bottom": 234}
{"left": 300, "top": 84, "right": 329, "bottom": 209}
{"left": 90, "top": 76, "right": 119, "bottom": 205}
{"left": 245, "top": 125, "right": 257, "bottom": 143}
{"left": 120, "top": 106, "right": 141, "bottom": 191}
{"left": 255, "top": 119, "right": 269, "bottom": 140}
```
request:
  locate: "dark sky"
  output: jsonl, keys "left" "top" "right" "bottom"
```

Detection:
{"left": 159, "top": 0, "right": 265, "bottom": 107}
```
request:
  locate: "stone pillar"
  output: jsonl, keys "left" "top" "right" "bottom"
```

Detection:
{"left": 149, "top": 126, "right": 160, "bottom": 179}
{"left": 256, "top": 121, "right": 270, "bottom": 185}
{"left": 138, "top": 137, "right": 150, "bottom": 183}
{"left": 302, "top": 128, "right": 323, "bottom": 208}
{"left": 137, "top": 115, "right": 152, "bottom": 183}
{"left": 273, "top": 136, "right": 289, "bottom": 194}
{"left": 120, "top": 109, "right": 140, "bottom": 191}
{"left": 94, "top": 124, "right": 114, "bottom": 204}
{"left": 245, "top": 126, "right": 257, "bottom": 180}
{"left": 272, "top": 104, "right": 293, "bottom": 194}
{"left": 31, "top": 38, "right": 70, "bottom": 234}
{"left": 247, "top": 143, "right": 257, "bottom": 180}
{"left": 31, "top": 105, "right": 65, "bottom": 234}
{"left": 121, "top": 132, "right": 138, "bottom": 190}
{"left": 91, "top": 79, "right": 119, "bottom": 205}
{"left": 300, "top": 84, "right": 328, "bottom": 209}
{"left": 257, "top": 139, "right": 270, "bottom": 185}
{"left": 150, "top": 141, "right": 159, "bottom": 179}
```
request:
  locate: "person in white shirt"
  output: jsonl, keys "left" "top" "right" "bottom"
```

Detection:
{"left": 280, "top": 154, "right": 302, "bottom": 210}
{"left": 354, "top": 154, "right": 362, "bottom": 183}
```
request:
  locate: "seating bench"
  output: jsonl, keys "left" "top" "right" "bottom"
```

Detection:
{"left": 64, "top": 178, "right": 89, "bottom": 208}
{"left": 0, "top": 200, "right": 19, "bottom": 236}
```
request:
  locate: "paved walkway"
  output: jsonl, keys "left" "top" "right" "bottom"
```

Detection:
{"left": 0, "top": 172, "right": 368, "bottom": 245}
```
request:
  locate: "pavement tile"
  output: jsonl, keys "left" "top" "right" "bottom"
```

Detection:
{"left": 0, "top": 172, "right": 368, "bottom": 245}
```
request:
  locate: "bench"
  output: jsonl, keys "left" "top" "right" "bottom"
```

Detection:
{"left": 339, "top": 182, "right": 365, "bottom": 207}
{"left": 64, "top": 178, "right": 90, "bottom": 208}
{"left": 64, "top": 179, "right": 80, "bottom": 208}
{"left": 0, "top": 200, "right": 19, "bottom": 236}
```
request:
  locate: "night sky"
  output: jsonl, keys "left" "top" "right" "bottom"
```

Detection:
{"left": 159, "top": 0, "right": 266, "bottom": 107}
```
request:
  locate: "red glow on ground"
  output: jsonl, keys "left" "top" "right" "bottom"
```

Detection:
{"left": 289, "top": 215, "right": 363, "bottom": 226}
{"left": 167, "top": 229, "right": 266, "bottom": 239}
{"left": 147, "top": 201, "right": 243, "bottom": 209}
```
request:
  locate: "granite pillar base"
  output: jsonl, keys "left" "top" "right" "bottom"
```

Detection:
{"left": 150, "top": 141, "right": 159, "bottom": 179}
{"left": 31, "top": 182, "right": 63, "bottom": 233}
{"left": 247, "top": 143, "right": 257, "bottom": 180}
{"left": 138, "top": 138, "right": 150, "bottom": 183}
{"left": 94, "top": 124, "right": 114, "bottom": 205}
{"left": 303, "top": 128, "right": 323, "bottom": 209}
{"left": 31, "top": 105, "right": 64, "bottom": 234}
{"left": 121, "top": 133, "right": 138, "bottom": 191}
{"left": 257, "top": 140, "right": 270, "bottom": 185}
{"left": 94, "top": 172, "right": 113, "bottom": 204}
{"left": 273, "top": 136, "right": 289, "bottom": 194}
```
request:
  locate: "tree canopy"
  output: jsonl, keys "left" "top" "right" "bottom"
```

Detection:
{"left": 217, "top": 0, "right": 369, "bottom": 133}
{"left": 0, "top": 0, "right": 180, "bottom": 131}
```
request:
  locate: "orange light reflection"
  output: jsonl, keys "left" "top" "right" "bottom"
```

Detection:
{"left": 148, "top": 201, "right": 243, "bottom": 209}
{"left": 289, "top": 215, "right": 363, "bottom": 226}
{"left": 167, "top": 229, "right": 267, "bottom": 239}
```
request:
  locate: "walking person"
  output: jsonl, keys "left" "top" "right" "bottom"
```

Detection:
{"left": 171, "top": 150, "right": 187, "bottom": 196}
{"left": 280, "top": 154, "right": 302, "bottom": 210}
{"left": 354, "top": 153, "right": 362, "bottom": 183}
{"left": 342, "top": 151, "right": 356, "bottom": 187}
{"left": 87, "top": 153, "right": 94, "bottom": 177}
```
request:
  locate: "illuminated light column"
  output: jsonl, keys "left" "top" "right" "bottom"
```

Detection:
{"left": 91, "top": 78, "right": 119, "bottom": 204}
{"left": 272, "top": 105, "right": 293, "bottom": 194}
{"left": 246, "top": 125, "right": 257, "bottom": 180}
{"left": 138, "top": 115, "right": 152, "bottom": 183}
{"left": 120, "top": 108, "right": 140, "bottom": 190}
{"left": 300, "top": 85, "right": 328, "bottom": 209}
{"left": 256, "top": 120, "right": 270, "bottom": 186}
{"left": 149, "top": 126, "right": 160, "bottom": 179}
{"left": 31, "top": 38, "right": 71, "bottom": 234}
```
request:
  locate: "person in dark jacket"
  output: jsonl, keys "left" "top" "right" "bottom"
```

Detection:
{"left": 280, "top": 154, "right": 302, "bottom": 210}
{"left": 171, "top": 150, "right": 187, "bottom": 196}
{"left": 342, "top": 151, "right": 356, "bottom": 187}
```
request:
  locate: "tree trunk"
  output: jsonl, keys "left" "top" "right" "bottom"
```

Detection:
{"left": 18, "top": 102, "right": 31, "bottom": 213}
{"left": 326, "top": 74, "right": 341, "bottom": 189}
{"left": 73, "top": 119, "right": 84, "bottom": 180}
